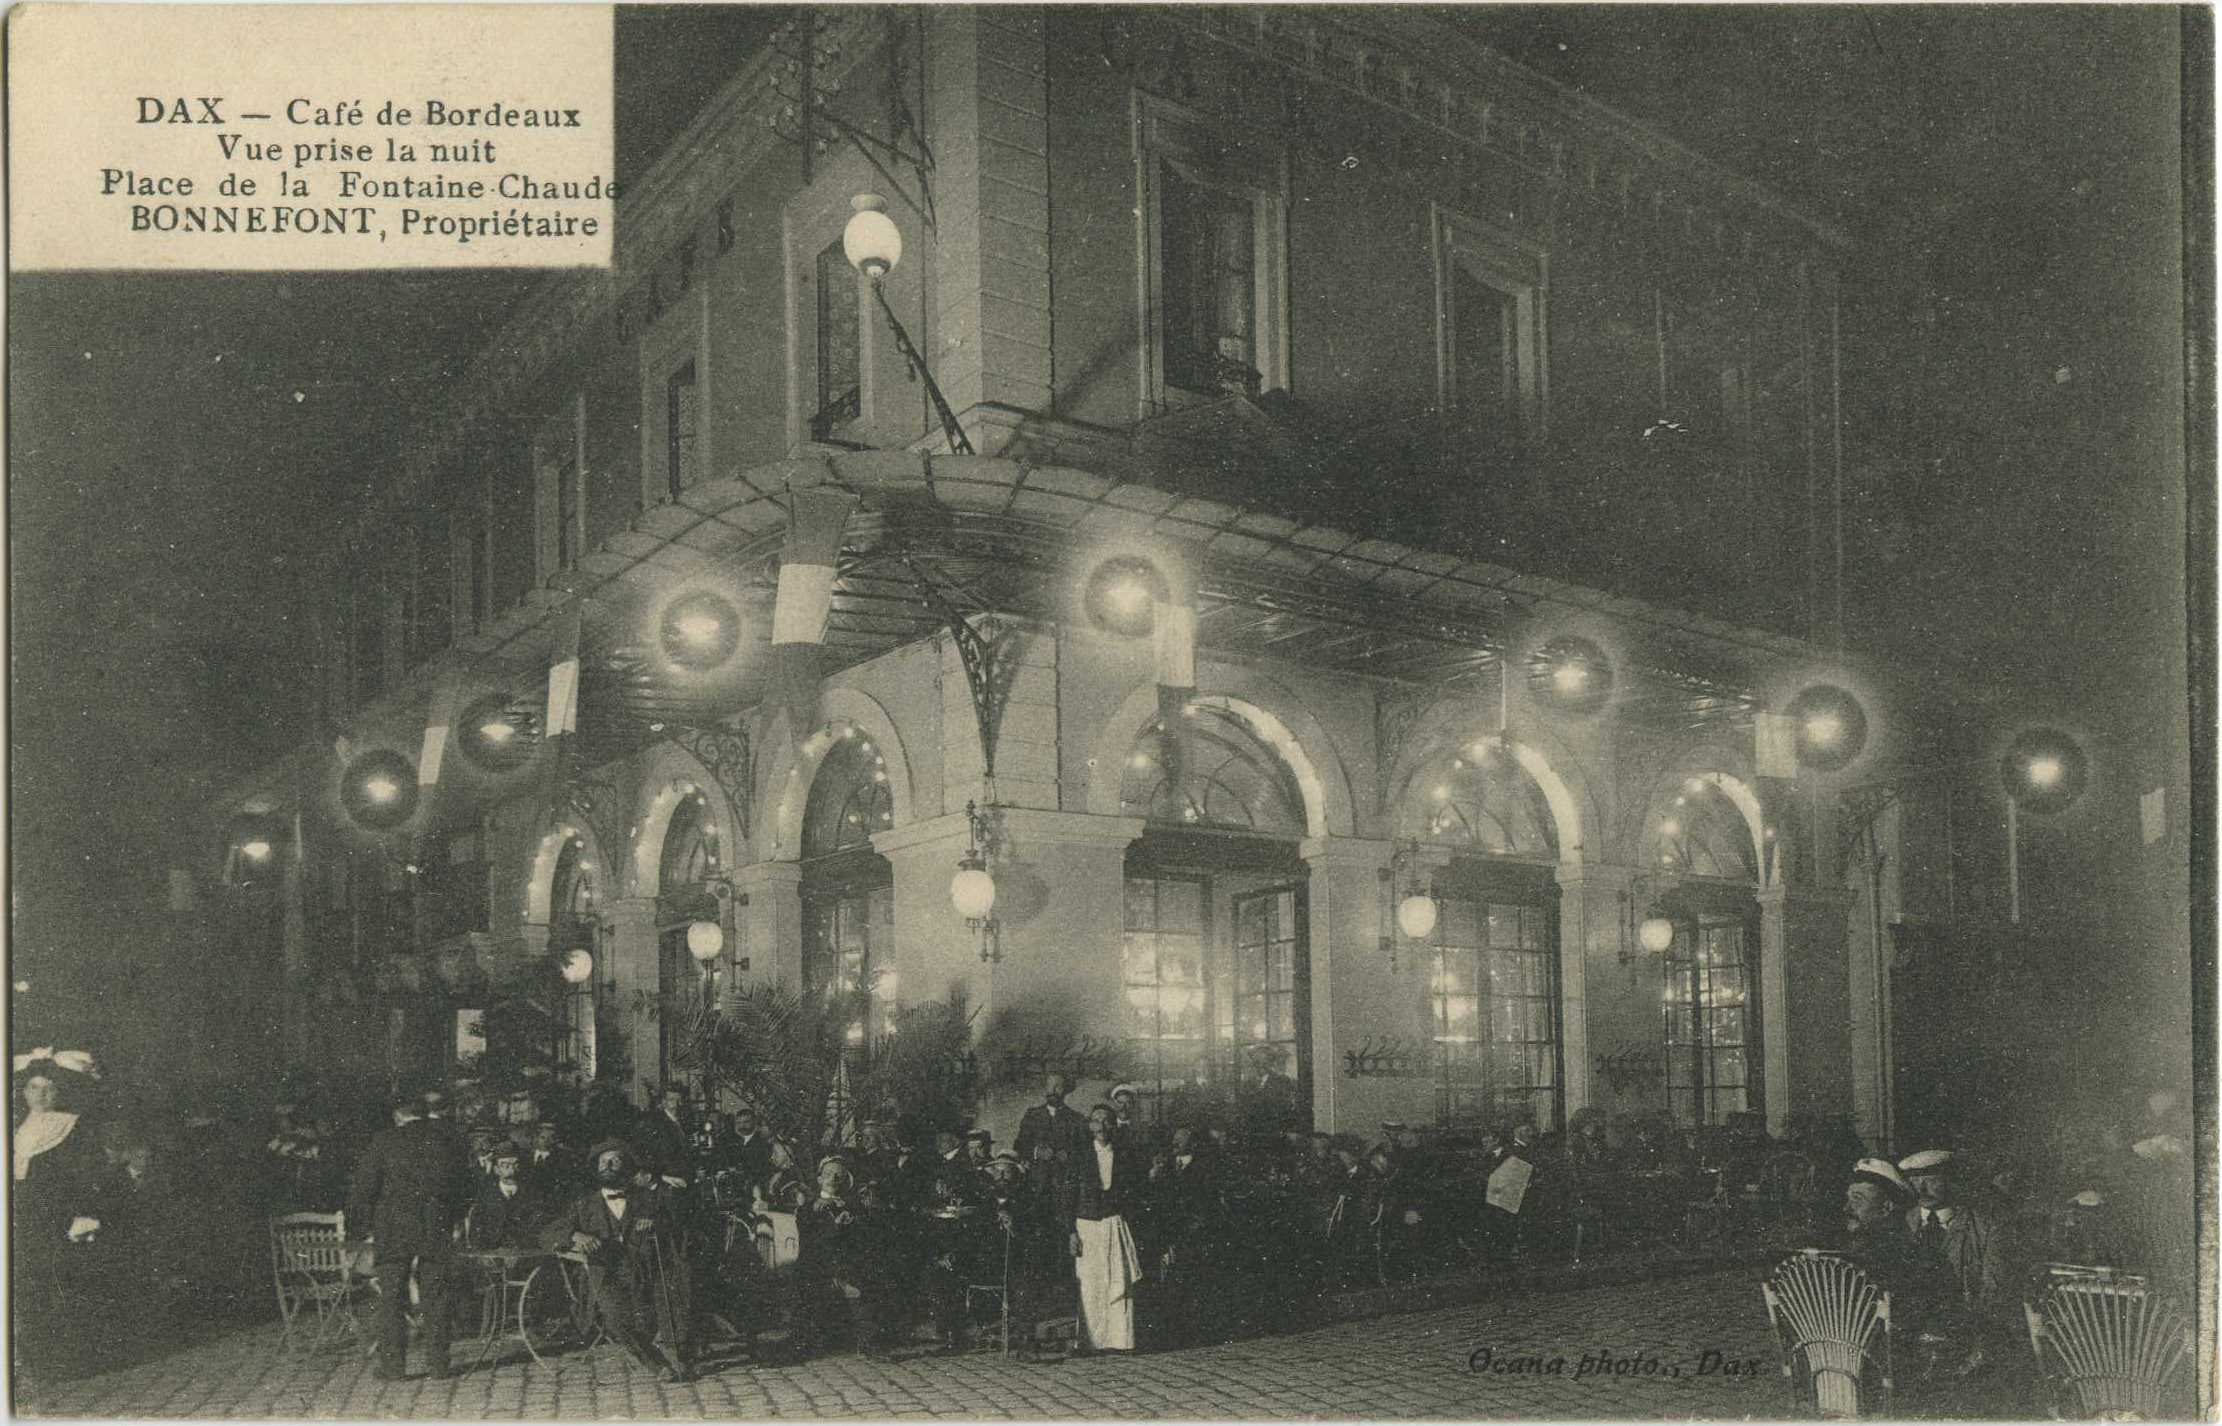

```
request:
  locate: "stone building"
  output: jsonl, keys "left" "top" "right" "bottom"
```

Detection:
{"left": 206, "top": 6, "right": 2032, "bottom": 1150}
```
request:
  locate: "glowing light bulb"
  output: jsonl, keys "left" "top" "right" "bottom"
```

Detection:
{"left": 240, "top": 839, "right": 273, "bottom": 862}
{"left": 364, "top": 776, "right": 400, "bottom": 805}
{"left": 1661, "top": 819, "right": 1681, "bottom": 836}
{"left": 1804, "top": 713, "right": 1844, "bottom": 748}
{"left": 676, "top": 612, "right": 723, "bottom": 647}
{"left": 2027, "top": 756, "right": 2064, "bottom": 790}
{"left": 477, "top": 720, "right": 515, "bottom": 745}
{"left": 1552, "top": 663, "right": 1588, "bottom": 692}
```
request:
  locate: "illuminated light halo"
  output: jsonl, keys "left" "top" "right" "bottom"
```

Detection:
{"left": 340, "top": 749, "right": 420, "bottom": 830}
{"left": 686, "top": 920, "right": 724, "bottom": 963}
{"left": 457, "top": 692, "right": 538, "bottom": 772}
{"left": 950, "top": 864, "right": 996, "bottom": 922}
{"left": 1785, "top": 683, "right": 1869, "bottom": 772}
{"left": 2001, "top": 727, "right": 2089, "bottom": 814}
{"left": 1080, "top": 554, "right": 1168, "bottom": 637}
{"left": 1637, "top": 915, "right": 1676, "bottom": 954}
{"left": 659, "top": 591, "right": 744, "bottom": 670}
{"left": 1396, "top": 892, "right": 1439, "bottom": 941}
{"left": 1528, "top": 634, "right": 1615, "bottom": 716}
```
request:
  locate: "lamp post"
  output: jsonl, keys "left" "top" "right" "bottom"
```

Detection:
{"left": 841, "top": 194, "right": 975, "bottom": 456}
{"left": 2000, "top": 728, "right": 2089, "bottom": 924}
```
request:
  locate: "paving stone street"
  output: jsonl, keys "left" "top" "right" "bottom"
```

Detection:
{"left": 21, "top": 1267, "right": 1792, "bottom": 1420}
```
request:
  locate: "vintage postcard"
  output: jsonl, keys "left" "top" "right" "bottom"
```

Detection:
{"left": 8, "top": 3, "right": 2209, "bottom": 1419}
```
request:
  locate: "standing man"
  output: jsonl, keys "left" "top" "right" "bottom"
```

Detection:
{"left": 349, "top": 1092, "right": 476, "bottom": 1382}
{"left": 1059, "top": 1104, "right": 1144, "bottom": 1355}
{"left": 1015, "top": 1073, "right": 1089, "bottom": 1171}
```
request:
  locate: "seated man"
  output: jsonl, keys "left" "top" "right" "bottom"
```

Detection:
{"left": 1837, "top": 1158, "right": 1951, "bottom": 1348}
{"left": 469, "top": 1146, "right": 545, "bottom": 1249}
{"left": 540, "top": 1140, "right": 694, "bottom": 1381}
{"left": 1898, "top": 1147, "right": 2013, "bottom": 1373}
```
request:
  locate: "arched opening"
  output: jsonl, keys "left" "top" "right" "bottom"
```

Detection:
{"left": 655, "top": 787, "right": 724, "bottom": 1085}
{"left": 547, "top": 834, "right": 600, "bottom": 1084}
{"left": 800, "top": 725, "right": 895, "bottom": 1054}
{"left": 1403, "top": 739, "right": 1565, "bottom": 1131}
{"left": 1648, "top": 776, "right": 1764, "bottom": 1129}
{"left": 1117, "top": 705, "right": 1311, "bottom": 1131}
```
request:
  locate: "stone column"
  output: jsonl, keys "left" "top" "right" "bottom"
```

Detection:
{"left": 731, "top": 859, "right": 804, "bottom": 991}
{"left": 1555, "top": 861, "right": 1637, "bottom": 1122}
{"left": 603, "top": 896, "right": 661, "bottom": 1105}
{"left": 1757, "top": 884, "right": 1853, "bottom": 1136}
{"left": 1299, "top": 835, "right": 1435, "bottom": 1135}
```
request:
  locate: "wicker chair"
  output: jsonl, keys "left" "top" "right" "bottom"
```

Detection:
{"left": 1762, "top": 1249, "right": 1893, "bottom": 1419}
{"left": 2024, "top": 1265, "right": 2193, "bottom": 1419}
{"left": 269, "top": 1211, "right": 357, "bottom": 1349}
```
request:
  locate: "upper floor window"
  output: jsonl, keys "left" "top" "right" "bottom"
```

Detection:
{"left": 1434, "top": 207, "right": 1548, "bottom": 469}
{"left": 813, "top": 238, "right": 862, "bottom": 439}
{"left": 665, "top": 359, "right": 699, "bottom": 500}
{"left": 1138, "top": 98, "right": 1287, "bottom": 408}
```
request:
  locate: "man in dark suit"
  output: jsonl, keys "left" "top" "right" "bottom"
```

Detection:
{"left": 722, "top": 1105, "right": 774, "bottom": 1193}
{"left": 1014, "top": 1074, "right": 1089, "bottom": 1172}
{"left": 1057, "top": 1103, "right": 1144, "bottom": 1354}
{"left": 1146, "top": 1123, "right": 1225, "bottom": 1348}
{"left": 525, "top": 1121, "right": 582, "bottom": 1199}
{"left": 1241, "top": 1045, "right": 1302, "bottom": 1138}
{"left": 349, "top": 1093, "right": 477, "bottom": 1381}
{"left": 468, "top": 1146, "right": 545, "bottom": 1249}
{"left": 540, "top": 1139, "right": 695, "bottom": 1381}
{"left": 638, "top": 1086, "right": 695, "bottom": 1183}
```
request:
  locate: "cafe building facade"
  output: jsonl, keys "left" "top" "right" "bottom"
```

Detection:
{"left": 206, "top": 6, "right": 1962, "bottom": 1150}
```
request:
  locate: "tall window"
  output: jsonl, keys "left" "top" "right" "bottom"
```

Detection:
{"left": 813, "top": 239, "right": 861, "bottom": 439}
{"left": 1435, "top": 207, "right": 1547, "bottom": 475}
{"left": 555, "top": 456, "right": 580, "bottom": 571}
{"left": 1232, "top": 887, "right": 1299, "bottom": 1079}
{"left": 665, "top": 360, "right": 699, "bottom": 500}
{"left": 1159, "top": 165, "right": 1257, "bottom": 395}
{"left": 1118, "top": 706, "right": 1306, "bottom": 833}
{"left": 1663, "top": 912, "right": 1758, "bottom": 1127}
{"left": 1140, "top": 100, "right": 1286, "bottom": 409}
{"left": 1122, "top": 876, "right": 1210, "bottom": 1120}
{"left": 801, "top": 732, "right": 895, "bottom": 1051}
{"left": 1429, "top": 896, "right": 1558, "bottom": 1128}
{"left": 656, "top": 793, "right": 720, "bottom": 1080}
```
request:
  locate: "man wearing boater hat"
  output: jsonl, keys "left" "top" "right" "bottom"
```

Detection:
{"left": 1837, "top": 1157, "right": 1949, "bottom": 1345}
{"left": 540, "top": 1138, "right": 695, "bottom": 1381}
{"left": 1898, "top": 1148, "right": 2012, "bottom": 1367}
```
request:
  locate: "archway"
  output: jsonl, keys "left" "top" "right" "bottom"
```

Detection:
{"left": 799, "top": 723, "right": 897, "bottom": 1054}
{"left": 1641, "top": 772, "right": 1765, "bottom": 1129}
{"left": 1397, "top": 737, "right": 1567, "bottom": 1131}
{"left": 1116, "top": 702, "right": 1313, "bottom": 1131}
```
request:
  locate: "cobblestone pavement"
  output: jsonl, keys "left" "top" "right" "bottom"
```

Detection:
{"left": 21, "top": 1268, "right": 1790, "bottom": 1420}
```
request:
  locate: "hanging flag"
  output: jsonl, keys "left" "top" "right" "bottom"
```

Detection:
{"left": 417, "top": 658, "right": 469, "bottom": 787}
{"left": 545, "top": 602, "right": 583, "bottom": 741}
{"left": 767, "top": 485, "right": 858, "bottom": 736}
{"left": 1755, "top": 712, "right": 1798, "bottom": 779}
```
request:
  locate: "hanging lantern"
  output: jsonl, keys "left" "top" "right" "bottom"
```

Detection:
{"left": 1396, "top": 891, "right": 1439, "bottom": 941}
{"left": 686, "top": 919, "right": 724, "bottom": 963}
{"left": 340, "top": 749, "right": 421, "bottom": 830}
{"left": 950, "top": 863, "right": 996, "bottom": 923}
{"left": 2002, "top": 727, "right": 2089, "bottom": 814}
{"left": 559, "top": 947, "right": 595, "bottom": 983}
{"left": 1785, "top": 684, "right": 1869, "bottom": 772}
{"left": 1528, "top": 635, "right": 1615, "bottom": 716}
{"left": 1637, "top": 915, "right": 1676, "bottom": 954}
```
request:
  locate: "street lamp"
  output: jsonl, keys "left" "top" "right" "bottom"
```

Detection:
{"left": 1786, "top": 683, "right": 1869, "bottom": 772}
{"left": 1529, "top": 635, "right": 1614, "bottom": 716}
{"left": 2000, "top": 727, "right": 2089, "bottom": 923}
{"left": 1379, "top": 840, "right": 1437, "bottom": 969}
{"left": 340, "top": 749, "right": 419, "bottom": 830}
{"left": 1082, "top": 555, "right": 1167, "bottom": 637}
{"left": 841, "top": 194, "right": 975, "bottom": 456}
{"left": 951, "top": 800, "right": 1001, "bottom": 963}
{"left": 659, "top": 591, "right": 744, "bottom": 670}
{"left": 458, "top": 693, "right": 538, "bottom": 772}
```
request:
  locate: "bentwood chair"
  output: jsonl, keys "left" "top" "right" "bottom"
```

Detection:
{"left": 2024, "top": 1265, "right": 2194, "bottom": 1419}
{"left": 269, "top": 1211, "right": 358, "bottom": 1350}
{"left": 1762, "top": 1249, "right": 1893, "bottom": 1419}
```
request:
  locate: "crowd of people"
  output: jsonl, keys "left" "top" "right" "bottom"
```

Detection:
{"left": 12, "top": 1042, "right": 2200, "bottom": 1396}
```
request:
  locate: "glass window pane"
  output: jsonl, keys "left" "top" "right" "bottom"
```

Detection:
{"left": 1487, "top": 904, "right": 1523, "bottom": 947}
{"left": 1122, "top": 933, "right": 1157, "bottom": 986}
{"left": 1490, "top": 997, "right": 1520, "bottom": 1043}
{"left": 1124, "top": 879, "right": 1154, "bottom": 931}
{"left": 1160, "top": 880, "right": 1203, "bottom": 934}
{"left": 1441, "top": 995, "right": 1479, "bottom": 1043}
{"left": 1159, "top": 936, "right": 1203, "bottom": 985}
{"left": 1441, "top": 899, "right": 1479, "bottom": 949}
{"left": 1237, "top": 895, "right": 1265, "bottom": 945}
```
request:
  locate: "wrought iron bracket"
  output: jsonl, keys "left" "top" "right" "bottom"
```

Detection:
{"left": 872, "top": 278, "right": 975, "bottom": 455}
{"left": 1836, "top": 782, "right": 1904, "bottom": 871}
{"left": 898, "top": 551, "right": 1005, "bottom": 782}
{"left": 664, "top": 722, "right": 754, "bottom": 845}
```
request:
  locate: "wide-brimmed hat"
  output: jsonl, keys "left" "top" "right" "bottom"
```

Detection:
{"left": 1850, "top": 1157, "right": 1913, "bottom": 1204}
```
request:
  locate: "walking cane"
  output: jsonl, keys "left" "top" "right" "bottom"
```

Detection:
{"left": 1000, "top": 1215, "right": 1012, "bottom": 1357}
{"left": 647, "top": 1229, "right": 681, "bottom": 1369}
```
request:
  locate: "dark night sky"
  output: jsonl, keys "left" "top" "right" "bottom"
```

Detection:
{"left": 7, "top": 6, "right": 2198, "bottom": 1061}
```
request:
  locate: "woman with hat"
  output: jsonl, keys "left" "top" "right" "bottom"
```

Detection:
{"left": 13, "top": 1048, "right": 107, "bottom": 1381}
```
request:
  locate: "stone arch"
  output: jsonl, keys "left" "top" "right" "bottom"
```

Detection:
{"left": 628, "top": 740, "right": 747, "bottom": 896}
{"left": 1084, "top": 675, "right": 1356, "bottom": 839}
{"left": 1631, "top": 740, "right": 1771, "bottom": 886}
{"left": 760, "top": 686, "right": 917, "bottom": 862}
{"left": 522, "top": 818, "right": 617, "bottom": 940}
{"left": 1387, "top": 700, "right": 1592, "bottom": 869}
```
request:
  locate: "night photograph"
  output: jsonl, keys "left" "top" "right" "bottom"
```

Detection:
{"left": 7, "top": 4, "right": 2208, "bottom": 1418}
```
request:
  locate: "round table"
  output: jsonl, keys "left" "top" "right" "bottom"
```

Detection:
{"left": 454, "top": 1248, "right": 593, "bottom": 1367}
